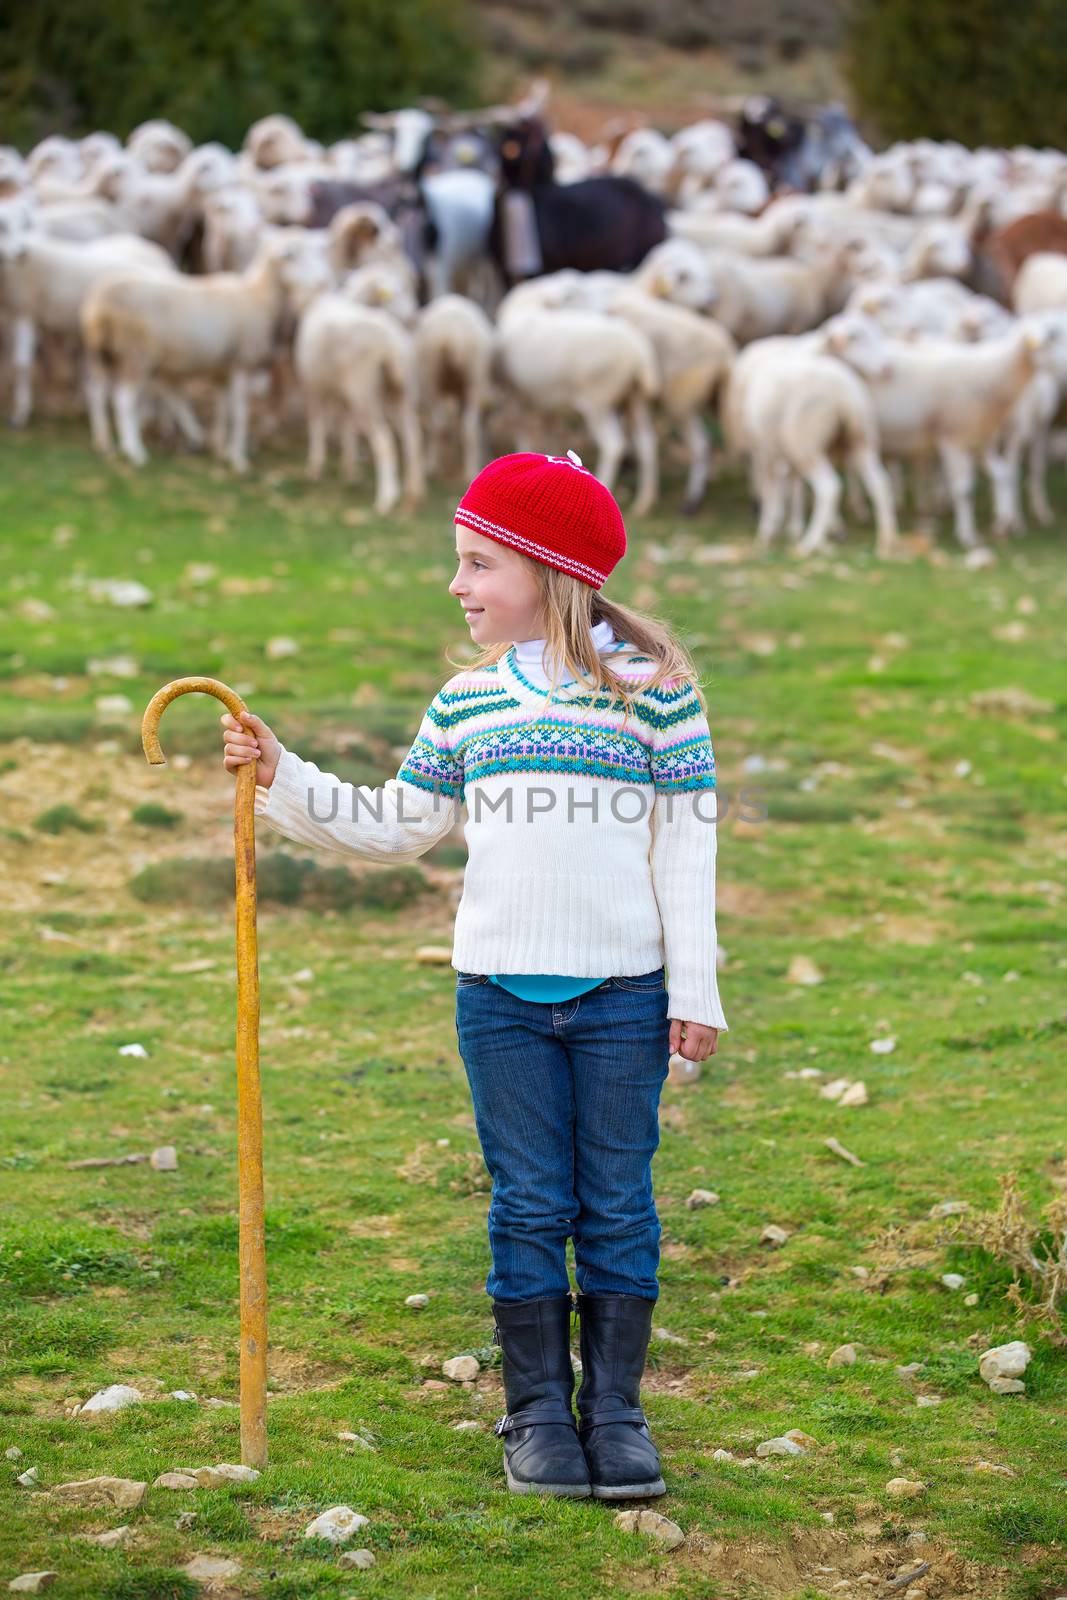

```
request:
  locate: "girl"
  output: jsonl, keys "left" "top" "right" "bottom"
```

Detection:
{"left": 221, "top": 449, "right": 727, "bottom": 1503}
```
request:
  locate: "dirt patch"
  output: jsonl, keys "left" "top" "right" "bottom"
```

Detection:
{"left": 267, "top": 1349, "right": 352, "bottom": 1394}
{"left": 671, "top": 1524, "right": 1015, "bottom": 1599}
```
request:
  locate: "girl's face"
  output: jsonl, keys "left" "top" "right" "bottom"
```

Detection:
{"left": 449, "top": 523, "right": 545, "bottom": 644}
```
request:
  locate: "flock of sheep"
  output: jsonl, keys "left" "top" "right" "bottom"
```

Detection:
{"left": 4, "top": 107, "right": 1067, "bottom": 554}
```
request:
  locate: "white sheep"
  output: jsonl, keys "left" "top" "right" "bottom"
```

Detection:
{"left": 724, "top": 335, "right": 899, "bottom": 558}
{"left": 825, "top": 310, "right": 1067, "bottom": 546}
{"left": 80, "top": 232, "right": 305, "bottom": 471}
{"left": 293, "top": 292, "right": 423, "bottom": 512}
{"left": 126, "top": 121, "right": 193, "bottom": 174}
{"left": 494, "top": 300, "right": 659, "bottom": 513}
{"left": 1013, "top": 252, "right": 1067, "bottom": 315}
{"left": 0, "top": 225, "right": 174, "bottom": 426}
{"left": 414, "top": 293, "right": 494, "bottom": 481}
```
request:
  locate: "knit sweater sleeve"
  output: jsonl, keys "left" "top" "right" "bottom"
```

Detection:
{"left": 646, "top": 680, "right": 728, "bottom": 1031}
{"left": 253, "top": 689, "right": 462, "bottom": 864}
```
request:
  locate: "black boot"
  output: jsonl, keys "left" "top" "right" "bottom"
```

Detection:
{"left": 491, "top": 1293, "right": 591, "bottom": 1497}
{"left": 574, "top": 1292, "right": 666, "bottom": 1499}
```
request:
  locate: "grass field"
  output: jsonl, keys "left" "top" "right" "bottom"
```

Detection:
{"left": 1, "top": 425, "right": 1066, "bottom": 1599}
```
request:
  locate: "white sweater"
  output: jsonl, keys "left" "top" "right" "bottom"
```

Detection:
{"left": 254, "top": 637, "right": 728, "bottom": 1030}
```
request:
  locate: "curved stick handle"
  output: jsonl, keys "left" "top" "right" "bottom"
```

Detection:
{"left": 142, "top": 675, "right": 248, "bottom": 765}
{"left": 140, "top": 673, "right": 268, "bottom": 1468}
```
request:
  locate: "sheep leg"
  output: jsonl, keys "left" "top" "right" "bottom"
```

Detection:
{"left": 84, "top": 361, "right": 113, "bottom": 456}
{"left": 786, "top": 475, "right": 806, "bottom": 540}
{"left": 851, "top": 446, "right": 901, "bottom": 559}
{"left": 795, "top": 458, "right": 842, "bottom": 557}
{"left": 306, "top": 401, "right": 330, "bottom": 480}
{"left": 1027, "top": 422, "right": 1054, "bottom": 526}
{"left": 581, "top": 405, "right": 625, "bottom": 496}
{"left": 755, "top": 458, "right": 789, "bottom": 547}
{"left": 846, "top": 464, "right": 869, "bottom": 523}
{"left": 155, "top": 387, "right": 204, "bottom": 451}
{"left": 9, "top": 316, "right": 35, "bottom": 428}
{"left": 227, "top": 369, "right": 250, "bottom": 473}
{"left": 681, "top": 412, "right": 710, "bottom": 514}
{"left": 984, "top": 446, "right": 1022, "bottom": 538}
{"left": 114, "top": 380, "right": 149, "bottom": 466}
{"left": 628, "top": 394, "right": 658, "bottom": 516}
{"left": 937, "top": 441, "right": 979, "bottom": 547}
{"left": 367, "top": 419, "right": 400, "bottom": 514}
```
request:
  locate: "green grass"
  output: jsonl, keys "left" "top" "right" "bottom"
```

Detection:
{"left": 1, "top": 424, "right": 1066, "bottom": 1599}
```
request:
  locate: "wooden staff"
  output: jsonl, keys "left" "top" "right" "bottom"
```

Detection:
{"left": 141, "top": 676, "right": 268, "bottom": 1468}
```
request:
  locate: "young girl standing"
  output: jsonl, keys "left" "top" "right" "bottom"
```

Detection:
{"left": 221, "top": 450, "right": 727, "bottom": 1502}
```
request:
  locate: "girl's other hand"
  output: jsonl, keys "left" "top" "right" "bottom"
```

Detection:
{"left": 221, "top": 710, "right": 281, "bottom": 789}
{"left": 669, "top": 1018, "right": 718, "bottom": 1062}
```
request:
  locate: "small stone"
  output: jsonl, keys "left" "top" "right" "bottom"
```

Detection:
{"left": 95, "top": 694, "right": 134, "bottom": 719}
{"left": 869, "top": 1036, "right": 896, "bottom": 1054}
{"left": 786, "top": 954, "right": 823, "bottom": 986}
{"left": 885, "top": 1478, "right": 925, "bottom": 1498}
{"left": 338, "top": 1549, "right": 376, "bottom": 1570}
{"left": 304, "top": 1506, "right": 370, "bottom": 1544}
{"left": 759, "top": 1224, "right": 790, "bottom": 1248}
{"left": 51, "top": 1476, "right": 147, "bottom": 1509}
{"left": 820, "top": 1078, "right": 851, "bottom": 1101}
{"left": 8, "top": 1573, "right": 58, "bottom": 1593}
{"left": 711, "top": 1448, "right": 735, "bottom": 1461}
{"left": 941, "top": 1273, "right": 966, "bottom": 1291}
{"left": 72, "top": 1526, "right": 132, "bottom": 1548}
{"left": 838, "top": 1081, "right": 868, "bottom": 1108}
{"left": 16, "top": 1469, "right": 39, "bottom": 1488}
{"left": 453, "top": 1421, "right": 480, "bottom": 1432}
{"left": 154, "top": 1472, "right": 200, "bottom": 1490}
{"left": 405, "top": 1294, "right": 429, "bottom": 1309}
{"left": 442, "top": 1355, "right": 480, "bottom": 1382}
{"left": 266, "top": 636, "right": 300, "bottom": 660}
{"left": 979, "top": 1340, "right": 1031, "bottom": 1384}
{"left": 422, "top": 1379, "right": 449, "bottom": 1391}
{"left": 784, "top": 1429, "right": 818, "bottom": 1450}
{"left": 972, "top": 1460, "right": 1016, "bottom": 1477}
{"left": 987, "top": 1375, "right": 1026, "bottom": 1394}
{"left": 929, "top": 1200, "right": 969, "bottom": 1219}
{"left": 5, "top": 1448, "right": 23, "bottom": 1462}
{"left": 827, "top": 1344, "right": 857, "bottom": 1369}
{"left": 415, "top": 945, "right": 453, "bottom": 965}
{"left": 151, "top": 1146, "right": 178, "bottom": 1171}
{"left": 88, "top": 578, "right": 154, "bottom": 608}
{"left": 964, "top": 1292, "right": 979, "bottom": 1306}
{"left": 916, "top": 1395, "right": 942, "bottom": 1407}
{"left": 338, "top": 1431, "right": 376, "bottom": 1450}
{"left": 86, "top": 655, "right": 139, "bottom": 678}
{"left": 168, "top": 1390, "right": 197, "bottom": 1401}
{"left": 79, "top": 1384, "right": 143, "bottom": 1415}
{"left": 175, "top": 1512, "right": 198, "bottom": 1531}
{"left": 181, "top": 1554, "right": 241, "bottom": 1584}
{"left": 614, "top": 1508, "right": 685, "bottom": 1549}
{"left": 118, "top": 1043, "right": 148, "bottom": 1059}
{"left": 190, "top": 1463, "right": 261, "bottom": 1487}
{"left": 756, "top": 1435, "right": 803, "bottom": 1457}
{"left": 685, "top": 1189, "right": 720, "bottom": 1209}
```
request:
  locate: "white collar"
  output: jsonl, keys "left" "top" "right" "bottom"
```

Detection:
{"left": 499, "top": 620, "right": 627, "bottom": 710}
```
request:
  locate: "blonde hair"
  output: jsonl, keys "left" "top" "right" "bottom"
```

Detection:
{"left": 445, "top": 552, "right": 708, "bottom": 726}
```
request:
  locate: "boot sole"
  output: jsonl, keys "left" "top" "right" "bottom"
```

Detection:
{"left": 504, "top": 1457, "right": 592, "bottom": 1496}
{"left": 590, "top": 1477, "right": 666, "bottom": 1499}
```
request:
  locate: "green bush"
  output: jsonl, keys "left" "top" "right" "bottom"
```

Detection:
{"left": 845, "top": 0, "right": 1067, "bottom": 147}
{"left": 128, "top": 851, "right": 431, "bottom": 911}
{"left": 0, "top": 0, "right": 483, "bottom": 149}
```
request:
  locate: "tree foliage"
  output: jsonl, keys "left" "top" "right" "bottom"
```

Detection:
{"left": 844, "top": 0, "right": 1067, "bottom": 148}
{"left": 0, "top": 0, "right": 483, "bottom": 149}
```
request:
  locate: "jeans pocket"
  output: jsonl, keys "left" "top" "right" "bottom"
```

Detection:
{"left": 609, "top": 967, "right": 667, "bottom": 992}
{"left": 456, "top": 971, "right": 491, "bottom": 986}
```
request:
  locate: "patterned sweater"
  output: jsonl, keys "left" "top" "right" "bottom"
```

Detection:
{"left": 254, "top": 639, "right": 728, "bottom": 1030}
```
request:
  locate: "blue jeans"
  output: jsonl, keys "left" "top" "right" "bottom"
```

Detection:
{"left": 454, "top": 967, "right": 672, "bottom": 1304}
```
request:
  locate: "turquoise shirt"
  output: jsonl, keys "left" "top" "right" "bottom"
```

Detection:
{"left": 488, "top": 973, "right": 606, "bottom": 1002}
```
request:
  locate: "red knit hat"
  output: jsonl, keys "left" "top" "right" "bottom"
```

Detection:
{"left": 455, "top": 450, "right": 627, "bottom": 589}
